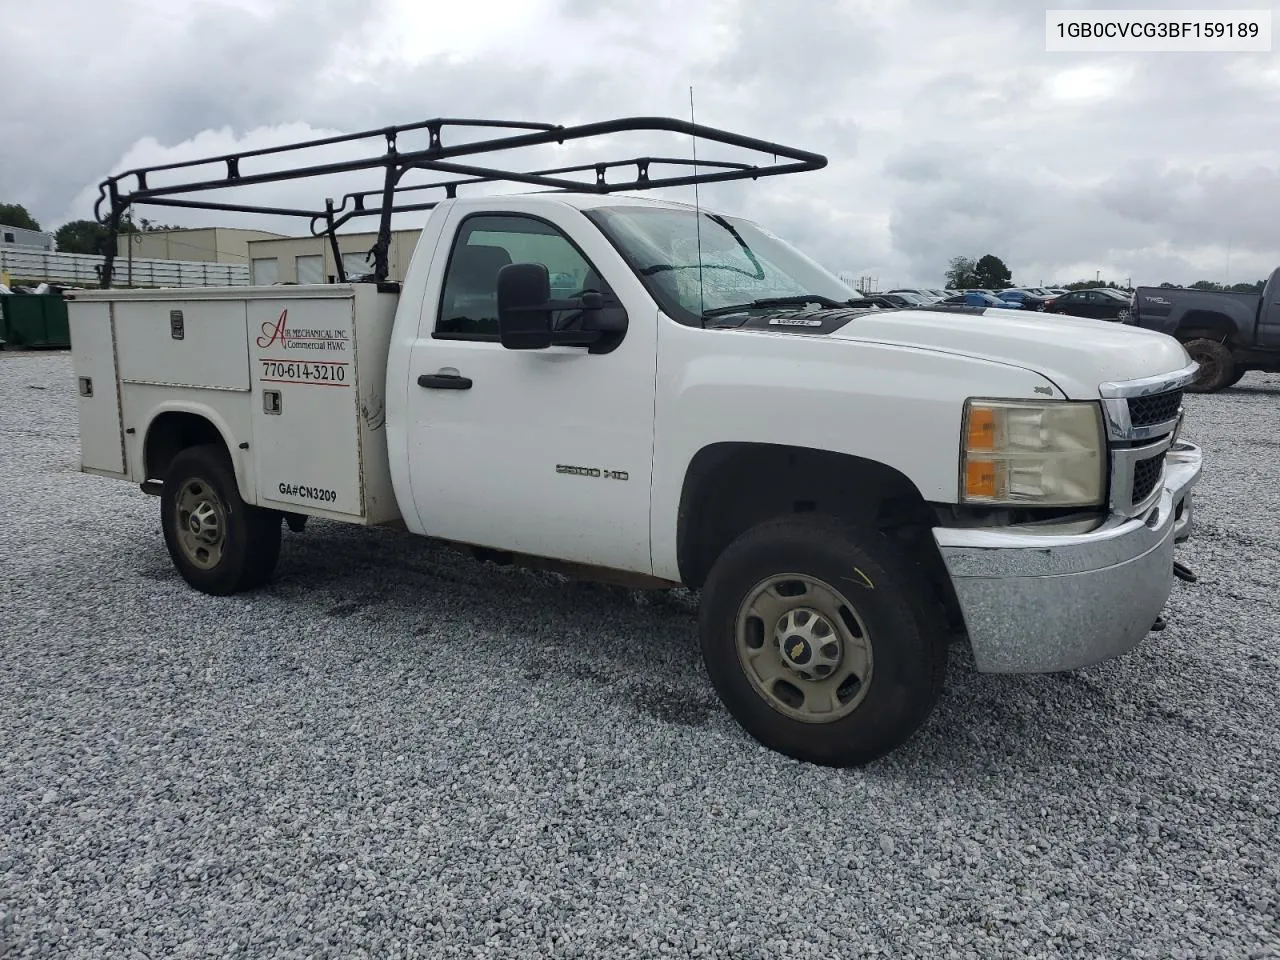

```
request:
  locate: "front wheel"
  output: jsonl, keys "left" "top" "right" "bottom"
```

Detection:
{"left": 698, "top": 515, "right": 948, "bottom": 767}
{"left": 160, "top": 444, "right": 281, "bottom": 595}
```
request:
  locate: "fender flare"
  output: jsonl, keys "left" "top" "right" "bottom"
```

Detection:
{"left": 140, "top": 401, "right": 254, "bottom": 502}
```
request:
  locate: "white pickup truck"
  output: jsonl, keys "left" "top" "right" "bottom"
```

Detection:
{"left": 65, "top": 117, "right": 1203, "bottom": 767}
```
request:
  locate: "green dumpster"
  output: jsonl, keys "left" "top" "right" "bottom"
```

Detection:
{"left": 0, "top": 293, "right": 71, "bottom": 349}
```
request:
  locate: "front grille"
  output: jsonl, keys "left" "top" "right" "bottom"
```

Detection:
{"left": 1128, "top": 390, "right": 1182, "bottom": 428}
{"left": 1131, "top": 455, "right": 1163, "bottom": 504}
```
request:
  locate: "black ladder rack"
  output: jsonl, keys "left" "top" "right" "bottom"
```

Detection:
{"left": 92, "top": 115, "right": 828, "bottom": 288}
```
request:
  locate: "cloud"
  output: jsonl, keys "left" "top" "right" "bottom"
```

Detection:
{"left": 3, "top": 0, "right": 1277, "bottom": 286}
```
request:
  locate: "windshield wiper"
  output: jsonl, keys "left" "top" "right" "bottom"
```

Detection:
{"left": 702, "top": 295, "right": 849, "bottom": 319}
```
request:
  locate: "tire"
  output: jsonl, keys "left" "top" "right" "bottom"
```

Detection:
{"left": 1182, "top": 338, "right": 1236, "bottom": 393}
{"left": 160, "top": 444, "right": 281, "bottom": 595}
{"left": 1224, "top": 368, "right": 1248, "bottom": 388}
{"left": 698, "top": 515, "right": 948, "bottom": 767}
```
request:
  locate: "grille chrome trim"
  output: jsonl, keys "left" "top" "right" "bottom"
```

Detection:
{"left": 1098, "top": 360, "right": 1200, "bottom": 399}
{"left": 1109, "top": 435, "right": 1172, "bottom": 517}
{"left": 1098, "top": 361, "right": 1195, "bottom": 443}
{"left": 1101, "top": 398, "right": 1181, "bottom": 442}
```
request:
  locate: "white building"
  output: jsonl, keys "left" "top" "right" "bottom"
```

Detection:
{"left": 1, "top": 224, "right": 55, "bottom": 252}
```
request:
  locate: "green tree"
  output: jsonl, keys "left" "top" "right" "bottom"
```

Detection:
{"left": 1229, "top": 280, "right": 1265, "bottom": 293}
{"left": 944, "top": 256, "right": 979, "bottom": 289}
{"left": 56, "top": 220, "right": 112, "bottom": 254}
{"left": 1061, "top": 279, "right": 1126, "bottom": 291}
{"left": 0, "top": 203, "right": 41, "bottom": 231}
{"left": 1146, "top": 279, "right": 1262, "bottom": 293}
{"left": 54, "top": 217, "right": 147, "bottom": 254}
{"left": 54, "top": 220, "right": 106, "bottom": 254}
{"left": 973, "top": 254, "right": 1012, "bottom": 289}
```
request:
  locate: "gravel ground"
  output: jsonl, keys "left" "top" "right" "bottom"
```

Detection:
{"left": 1, "top": 350, "right": 1278, "bottom": 960}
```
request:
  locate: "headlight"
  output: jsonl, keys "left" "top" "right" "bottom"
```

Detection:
{"left": 960, "top": 399, "right": 1106, "bottom": 506}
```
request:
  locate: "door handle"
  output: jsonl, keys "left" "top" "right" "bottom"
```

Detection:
{"left": 417, "top": 372, "right": 472, "bottom": 390}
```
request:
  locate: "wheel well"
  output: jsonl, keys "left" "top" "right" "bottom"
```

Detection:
{"left": 676, "top": 443, "right": 960, "bottom": 625}
{"left": 144, "top": 412, "right": 227, "bottom": 482}
{"left": 1175, "top": 311, "right": 1235, "bottom": 344}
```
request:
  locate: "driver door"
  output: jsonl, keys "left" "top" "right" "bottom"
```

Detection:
{"left": 403, "top": 202, "right": 658, "bottom": 574}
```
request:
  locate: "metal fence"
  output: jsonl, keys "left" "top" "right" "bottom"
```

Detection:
{"left": 0, "top": 248, "right": 250, "bottom": 287}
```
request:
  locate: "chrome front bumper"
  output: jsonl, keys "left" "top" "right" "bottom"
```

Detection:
{"left": 933, "top": 440, "right": 1203, "bottom": 674}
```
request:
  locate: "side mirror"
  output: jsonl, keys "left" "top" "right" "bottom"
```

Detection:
{"left": 497, "top": 262, "right": 554, "bottom": 350}
{"left": 496, "top": 261, "right": 628, "bottom": 353}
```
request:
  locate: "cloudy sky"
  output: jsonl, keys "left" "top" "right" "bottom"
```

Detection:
{"left": 3, "top": 0, "right": 1278, "bottom": 288}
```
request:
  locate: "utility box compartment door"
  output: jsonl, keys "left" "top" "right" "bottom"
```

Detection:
{"left": 115, "top": 299, "right": 251, "bottom": 391}
{"left": 68, "top": 301, "right": 125, "bottom": 475}
{"left": 248, "top": 296, "right": 364, "bottom": 518}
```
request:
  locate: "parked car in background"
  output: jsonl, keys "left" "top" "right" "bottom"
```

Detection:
{"left": 879, "top": 292, "right": 935, "bottom": 307}
{"left": 997, "top": 289, "right": 1051, "bottom": 311}
{"left": 1044, "top": 288, "right": 1132, "bottom": 322}
{"left": 940, "top": 291, "right": 1024, "bottom": 310}
{"left": 846, "top": 295, "right": 904, "bottom": 309}
{"left": 888, "top": 288, "right": 943, "bottom": 303}
{"left": 1128, "top": 268, "right": 1280, "bottom": 392}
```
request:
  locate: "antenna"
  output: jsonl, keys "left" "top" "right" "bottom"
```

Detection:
{"left": 690, "top": 85, "right": 706, "bottom": 326}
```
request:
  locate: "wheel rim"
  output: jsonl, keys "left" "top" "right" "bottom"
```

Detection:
{"left": 174, "top": 477, "right": 227, "bottom": 570}
{"left": 734, "top": 574, "right": 874, "bottom": 724}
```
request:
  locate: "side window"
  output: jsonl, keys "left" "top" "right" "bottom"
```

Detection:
{"left": 435, "top": 214, "right": 612, "bottom": 338}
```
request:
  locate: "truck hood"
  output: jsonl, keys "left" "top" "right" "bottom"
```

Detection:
{"left": 829, "top": 308, "right": 1193, "bottom": 398}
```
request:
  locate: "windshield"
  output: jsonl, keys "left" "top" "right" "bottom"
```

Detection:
{"left": 584, "top": 205, "right": 856, "bottom": 324}
{"left": 1097, "top": 288, "right": 1130, "bottom": 300}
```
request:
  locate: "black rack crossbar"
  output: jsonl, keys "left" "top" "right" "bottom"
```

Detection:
{"left": 92, "top": 115, "right": 827, "bottom": 287}
{"left": 319, "top": 156, "right": 762, "bottom": 232}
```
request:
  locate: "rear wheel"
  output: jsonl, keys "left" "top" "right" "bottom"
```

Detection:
{"left": 160, "top": 444, "right": 281, "bottom": 595}
{"left": 1182, "top": 338, "right": 1236, "bottom": 393}
{"left": 698, "top": 515, "right": 947, "bottom": 767}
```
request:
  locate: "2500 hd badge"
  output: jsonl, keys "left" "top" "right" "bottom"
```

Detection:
{"left": 278, "top": 482, "right": 338, "bottom": 503}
